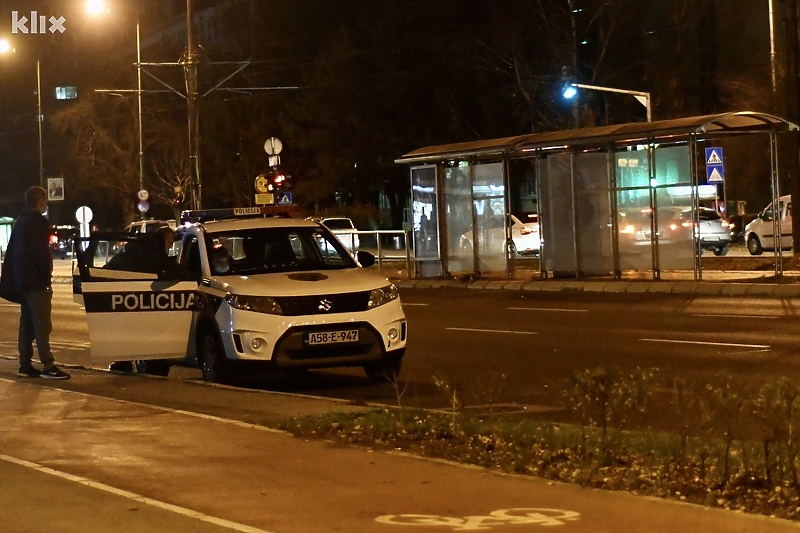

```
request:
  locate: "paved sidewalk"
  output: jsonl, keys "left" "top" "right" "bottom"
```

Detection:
{"left": 395, "top": 275, "right": 800, "bottom": 297}
{"left": 1, "top": 373, "right": 798, "bottom": 532}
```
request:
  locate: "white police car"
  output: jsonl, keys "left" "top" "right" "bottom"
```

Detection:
{"left": 74, "top": 207, "right": 407, "bottom": 383}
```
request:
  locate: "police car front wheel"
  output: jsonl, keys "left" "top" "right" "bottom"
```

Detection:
{"left": 199, "top": 329, "right": 232, "bottom": 384}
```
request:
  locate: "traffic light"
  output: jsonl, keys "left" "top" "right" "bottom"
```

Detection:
{"left": 269, "top": 168, "right": 291, "bottom": 191}
{"left": 272, "top": 171, "right": 286, "bottom": 190}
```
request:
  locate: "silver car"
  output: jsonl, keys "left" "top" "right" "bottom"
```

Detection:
{"left": 661, "top": 207, "right": 731, "bottom": 256}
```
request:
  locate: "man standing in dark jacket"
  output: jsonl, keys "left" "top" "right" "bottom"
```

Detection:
{"left": 4, "top": 187, "right": 70, "bottom": 379}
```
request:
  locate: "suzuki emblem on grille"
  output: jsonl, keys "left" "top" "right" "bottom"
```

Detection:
{"left": 318, "top": 299, "right": 333, "bottom": 312}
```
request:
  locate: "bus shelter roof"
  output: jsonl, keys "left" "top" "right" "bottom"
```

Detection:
{"left": 396, "top": 111, "right": 799, "bottom": 164}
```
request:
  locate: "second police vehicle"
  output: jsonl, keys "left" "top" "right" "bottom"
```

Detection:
{"left": 73, "top": 206, "right": 407, "bottom": 383}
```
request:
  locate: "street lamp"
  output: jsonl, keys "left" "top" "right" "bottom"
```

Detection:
{"left": 0, "top": 38, "right": 45, "bottom": 188}
{"left": 563, "top": 82, "right": 652, "bottom": 122}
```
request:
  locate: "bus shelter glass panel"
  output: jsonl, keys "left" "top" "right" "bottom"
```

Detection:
{"left": 411, "top": 166, "right": 439, "bottom": 259}
{"left": 472, "top": 162, "right": 506, "bottom": 272}
{"left": 574, "top": 151, "right": 613, "bottom": 275}
{"left": 540, "top": 153, "right": 576, "bottom": 274}
{"left": 652, "top": 145, "right": 694, "bottom": 270}
{"left": 615, "top": 148, "right": 653, "bottom": 272}
{"left": 615, "top": 145, "right": 696, "bottom": 272}
{"left": 444, "top": 163, "right": 474, "bottom": 272}
{"left": 616, "top": 189, "right": 653, "bottom": 271}
{"left": 653, "top": 187, "right": 695, "bottom": 270}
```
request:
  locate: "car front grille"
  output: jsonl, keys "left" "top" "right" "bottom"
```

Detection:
{"left": 274, "top": 291, "right": 371, "bottom": 316}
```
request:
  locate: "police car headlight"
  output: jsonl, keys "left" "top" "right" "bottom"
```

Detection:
{"left": 367, "top": 284, "right": 399, "bottom": 309}
{"left": 225, "top": 294, "right": 283, "bottom": 315}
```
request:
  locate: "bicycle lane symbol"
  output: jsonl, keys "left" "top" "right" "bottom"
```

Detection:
{"left": 375, "top": 508, "right": 580, "bottom": 530}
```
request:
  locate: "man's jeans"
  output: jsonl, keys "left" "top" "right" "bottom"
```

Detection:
{"left": 18, "top": 286, "right": 55, "bottom": 369}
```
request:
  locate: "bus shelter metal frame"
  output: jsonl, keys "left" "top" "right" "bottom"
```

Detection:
{"left": 397, "top": 111, "right": 799, "bottom": 281}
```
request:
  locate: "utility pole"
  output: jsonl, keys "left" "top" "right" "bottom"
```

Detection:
{"left": 97, "top": 1, "right": 298, "bottom": 213}
{"left": 185, "top": 0, "right": 202, "bottom": 209}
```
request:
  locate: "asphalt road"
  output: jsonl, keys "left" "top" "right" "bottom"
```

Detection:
{"left": 6, "top": 283, "right": 800, "bottom": 412}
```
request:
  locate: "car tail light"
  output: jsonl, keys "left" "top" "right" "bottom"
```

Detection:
{"left": 721, "top": 220, "right": 730, "bottom": 228}
{"left": 49, "top": 235, "right": 58, "bottom": 245}
{"left": 620, "top": 224, "right": 636, "bottom": 234}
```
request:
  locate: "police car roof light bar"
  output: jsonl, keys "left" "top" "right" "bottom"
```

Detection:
{"left": 180, "top": 205, "right": 300, "bottom": 224}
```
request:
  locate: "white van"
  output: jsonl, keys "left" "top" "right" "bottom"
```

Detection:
{"left": 743, "top": 195, "right": 792, "bottom": 255}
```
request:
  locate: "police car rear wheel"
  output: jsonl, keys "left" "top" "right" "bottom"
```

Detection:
{"left": 199, "top": 330, "right": 230, "bottom": 384}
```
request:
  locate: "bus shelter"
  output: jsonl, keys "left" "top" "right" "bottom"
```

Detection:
{"left": 396, "top": 112, "right": 799, "bottom": 280}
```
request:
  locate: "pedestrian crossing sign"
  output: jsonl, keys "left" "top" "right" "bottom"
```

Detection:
{"left": 705, "top": 148, "right": 723, "bottom": 165}
{"left": 704, "top": 147, "right": 724, "bottom": 183}
{"left": 707, "top": 167, "right": 723, "bottom": 183}
{"left": 277, "top": 192, "right": 293, "bottom": 206}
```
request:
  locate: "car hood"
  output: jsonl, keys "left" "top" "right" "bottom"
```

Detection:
{"left": 215, "top": 268, "right": 392, "bottom": 297}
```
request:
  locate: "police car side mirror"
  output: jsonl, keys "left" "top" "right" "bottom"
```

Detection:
{"left": 356, "top": 250, "right": 375, "bottom": 268}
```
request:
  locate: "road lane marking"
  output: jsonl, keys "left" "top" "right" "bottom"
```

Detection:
{"left": 689, "top": 313, "right": 778, "bottom": 320}
{"left": 508, "top": 307, "right": 588, "bottom": 313}
{"left": 0, "top": 453, "right": 274, "bottom": 533}
{"left": 639, "top": 338, "right": 770, "bottom": 349}
{"left": 446, "top": 327, "right": 538, "bottom": 335}
{"left": 402, "top": 303, "right": 429, "bottom": 306}
{"left": 376, "top": 507, "right": 580, "bottom": 528}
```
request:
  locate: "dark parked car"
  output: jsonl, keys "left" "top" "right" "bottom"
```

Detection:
{"left": 50, "top": 225, "right": 78, "bottom": 259}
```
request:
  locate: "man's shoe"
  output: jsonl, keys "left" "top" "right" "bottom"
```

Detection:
{"left": 41, "top": 366, "right": 70, "bottom": 380}
{"left": 17, "top": 366, "right": 41, "bottom": 378}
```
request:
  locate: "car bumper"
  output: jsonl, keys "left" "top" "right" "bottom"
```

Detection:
{"left": 216, "top": 299, "right": 407, "bottom": 368}
{"left": 699, "top": 236, "right": 731, "bottom": 249}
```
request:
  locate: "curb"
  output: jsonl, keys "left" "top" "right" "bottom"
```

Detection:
{"left": 394, "top": 278, "right": 800, "bottom": 298}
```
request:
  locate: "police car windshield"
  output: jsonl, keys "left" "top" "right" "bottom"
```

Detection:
{"left": 205, "top": 226, "right": 357, "bottom": 275}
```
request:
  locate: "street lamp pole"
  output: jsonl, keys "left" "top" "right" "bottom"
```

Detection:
{"left": 136, "top": 20, "right": 144, "bottom": 193}
{"left": 36, "top": 59, "right": 44, "bottom": 188}
{"left": 2, "top": 40, "right": 45, "bottom": 188}
{"left": 567, "top": 82, "right": 652, "bottom": 122}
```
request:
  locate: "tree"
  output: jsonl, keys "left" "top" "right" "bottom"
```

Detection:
{"left": 52, "top": 92, "right": 191, "bottom": 226}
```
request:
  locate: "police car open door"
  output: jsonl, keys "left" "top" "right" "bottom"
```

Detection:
{"left": 74, "top": 234, "right": 197, "bottom": 364}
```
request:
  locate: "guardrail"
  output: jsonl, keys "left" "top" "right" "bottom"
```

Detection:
{"left": 337, "top": 230, "right": 413, "bottom": 278}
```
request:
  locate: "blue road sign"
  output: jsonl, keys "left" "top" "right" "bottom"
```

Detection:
{"left": 705, "top": 147, "right": 723, "bottom": 166}
{"left": 276, "top": 192, "right": 293, "bottom": 206}
{"left": 707, "top": 166, "right": 724, "bottom": 183}
{"left": 705, "top": 147, "right": 724, "bottom": 183}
